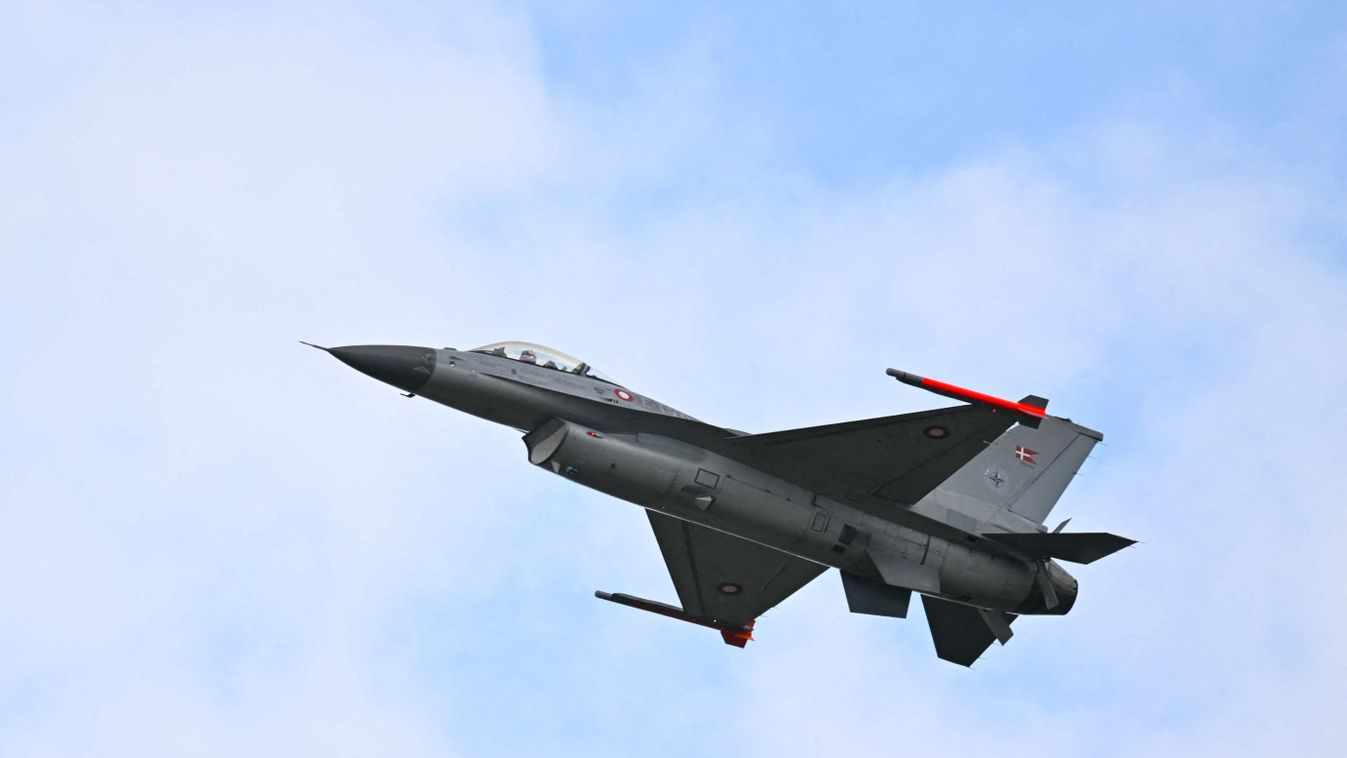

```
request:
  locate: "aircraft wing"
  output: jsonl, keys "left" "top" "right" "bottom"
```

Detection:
{"left": 716, "top": 405, "right": 1015, "bottom": 508}
{"left": 644, "top": 511, "right": 827, "bottom": 632}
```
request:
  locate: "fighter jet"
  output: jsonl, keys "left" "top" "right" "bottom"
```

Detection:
{"left": 306, "top": 340, "right": 1133, "bottom": 666}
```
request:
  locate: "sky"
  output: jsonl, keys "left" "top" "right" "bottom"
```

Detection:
{"left": 3, "top": 2, "right": 1346, "bottom": 755}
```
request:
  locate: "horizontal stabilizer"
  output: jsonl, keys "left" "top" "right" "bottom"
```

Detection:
{"left": 982, "top": 531, "right": 1135, "bottom": 564}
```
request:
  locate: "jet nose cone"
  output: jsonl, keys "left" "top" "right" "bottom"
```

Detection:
{"left": 329, "top": 344, "right": 437, "bottom": 393}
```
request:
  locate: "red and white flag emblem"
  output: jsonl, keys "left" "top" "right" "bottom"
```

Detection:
{"left": 1014, "top": 445, "right": 1037, "bottom": 464}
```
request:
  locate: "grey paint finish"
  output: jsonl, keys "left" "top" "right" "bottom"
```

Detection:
{"left": 922, "top": 414, "right": 1102, "bottom": 529}
{"left": 840, "top": 572, "right": 912, "bottom": 618}
{"left": 982, "top": 531, "right": 1137, "bottom": 565}
{"left": 646, "top": 511, "right": 827, "bottom": 627}
{"left": 922, "top": 595, "right": 1017, "bottom": 667}
{"left": 327, "top": 344, "right": 436, "bottom": 394}
{"left": 719, "top": 405, "right": 1014, "bottom": 507}
{"left": 869, "top": 548, "right": 941, "bottom": 595}
{"left": 311, "top": 341, "right": 1132, "bottom": 666}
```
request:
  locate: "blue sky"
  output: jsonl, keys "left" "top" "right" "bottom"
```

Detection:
{"left": 3, "top": 2, "right": 1346, "bottom": 756}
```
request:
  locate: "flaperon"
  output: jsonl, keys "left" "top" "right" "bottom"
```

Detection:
{"left": 306, "top": 340, "right": 1133, "bottom": 666}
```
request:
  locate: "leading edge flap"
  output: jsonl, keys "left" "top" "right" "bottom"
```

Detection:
{"left": 717, "top": 405, "right": 1016, "bottom": 508}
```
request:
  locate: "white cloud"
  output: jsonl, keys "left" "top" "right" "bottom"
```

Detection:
{"left": 2, "top": 2, "right": 1345, "bottom": 756}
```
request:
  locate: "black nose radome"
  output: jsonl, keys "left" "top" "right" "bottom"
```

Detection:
{"left": 329, "top": 345, "right": 436, "bottom": 393}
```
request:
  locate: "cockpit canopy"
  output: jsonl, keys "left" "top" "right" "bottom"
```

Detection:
{"left": 470, "top": 341, "right": 618, "bottom": 384}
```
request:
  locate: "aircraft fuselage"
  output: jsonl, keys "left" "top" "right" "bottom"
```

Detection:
{"left": 325, "top": 344, "right": 1076, "bottom": 617}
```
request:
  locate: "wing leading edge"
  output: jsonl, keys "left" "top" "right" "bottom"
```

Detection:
{"left": 715, "top": 404, "right": 1016, "bottom": 509}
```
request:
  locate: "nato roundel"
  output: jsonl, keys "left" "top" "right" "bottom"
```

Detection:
{"left": 614, "top": 388, "right": 634, "bottom": 402}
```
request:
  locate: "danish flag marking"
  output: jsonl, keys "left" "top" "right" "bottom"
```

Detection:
{"left": 1014, "top": 446, "right": 1038, "bottom": 464}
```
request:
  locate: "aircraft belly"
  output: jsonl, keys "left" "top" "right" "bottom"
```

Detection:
{"left": 518, "top": 417, "right": 1041, "bottom": 613}
{"left": 928, "top": 541, "right": 1036, "bottom": 609}
{"left": 522, "top": 419, "right": 872, "bottom": 569}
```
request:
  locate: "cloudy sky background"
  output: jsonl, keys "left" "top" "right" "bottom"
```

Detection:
{"left": 3, "top": 2, "right": 1346, "bottom": 755}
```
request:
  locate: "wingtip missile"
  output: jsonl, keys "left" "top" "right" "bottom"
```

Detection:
{"left": 887, "top": 368, "right": 1048, "bottom": 428}
{"left": 595, "top": 590, "right": 755, "bottom": 648}
{"left": 885, "top": 368, "right": 923, "bottom": 386}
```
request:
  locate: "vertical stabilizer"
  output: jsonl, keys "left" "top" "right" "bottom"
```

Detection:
{"left": 931, "top": 416, "right": 1102, "bottom": 526}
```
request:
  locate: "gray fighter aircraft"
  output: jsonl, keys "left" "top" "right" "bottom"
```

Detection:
{"left": 306, "top": 340, "right": 1133, "bottom": 666}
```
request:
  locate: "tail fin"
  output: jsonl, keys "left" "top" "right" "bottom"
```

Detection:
{"left": 931, "top": 415, "right": 1102, "bottom": 525}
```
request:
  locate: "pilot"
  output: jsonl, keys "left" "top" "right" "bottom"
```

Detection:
{"left": 519, "top": 349, "right": 537, "bottom": 364}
